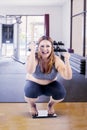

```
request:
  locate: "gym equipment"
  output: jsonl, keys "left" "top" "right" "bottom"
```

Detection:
{"left": 53, "top": 41, "right": 67, "bottom": 52}
{"left": 70, "top": 53, "right": 86, "bottom": 74}
{"left": 32, "top": 110, "right": 57, "bottom": 119}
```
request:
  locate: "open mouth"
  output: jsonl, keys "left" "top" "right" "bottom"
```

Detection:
{"left": 42, "top": 52, "right": 49, "bottom": 54}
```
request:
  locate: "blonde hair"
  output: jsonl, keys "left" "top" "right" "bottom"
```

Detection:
{"left": 36, "top": 36, "right": 55, "bottom": 74}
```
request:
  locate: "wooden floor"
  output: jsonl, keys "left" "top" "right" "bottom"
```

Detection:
{"left": 0, "top": 103, "right": 87, "bottom": 130}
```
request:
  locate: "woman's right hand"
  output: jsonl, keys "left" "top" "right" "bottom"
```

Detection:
{"left": 26, "top": 42, "right": 37, "bottom": 73}
{"left": 28, "top": 42, "right": 36, "bottom": 53}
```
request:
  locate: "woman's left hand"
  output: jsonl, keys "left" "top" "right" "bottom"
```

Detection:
{"left": 63, "top": 52, "right": 70, "bottom": 61}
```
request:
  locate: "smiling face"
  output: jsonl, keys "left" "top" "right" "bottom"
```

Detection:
{"left": 38, "top": 40, "right": 52, "bottom": 59}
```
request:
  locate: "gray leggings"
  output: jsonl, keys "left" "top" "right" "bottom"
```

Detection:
{"left": 24, "top": 80, "right": 66, "bottom": 100}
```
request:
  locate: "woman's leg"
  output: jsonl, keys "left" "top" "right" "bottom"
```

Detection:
{"left": 45, "top": 81, "right": 66, "bottom": 115}
{"left": 47, "top": 96, "right": 64, "bottom": 115}
{"left": 24, "top": 81, "right": 43, "bottom": 116}
{"left": 24, "top": 96, "right": 38, "bottom": 116}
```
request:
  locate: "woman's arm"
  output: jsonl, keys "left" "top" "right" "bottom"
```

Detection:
{"left": 26, "top": 42, "right": 37, "bottom": 74}
{"left": 55, "top": 53, "right": 72, "bottom": 80}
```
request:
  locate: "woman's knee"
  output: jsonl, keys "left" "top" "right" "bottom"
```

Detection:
{"left": 53, "top": 88, "right": 66, "bottom": 100}
{"left": 51, "top": 97, "right": 64, "bottom": 103}
{"left": 24, "top": 81, "right": 41, "bottom": 98}
{"left": 51, "top": 84, "right": 66, "bottom": 100}
{"left": 24, "top": 96, "right": 38, "bottom": 103}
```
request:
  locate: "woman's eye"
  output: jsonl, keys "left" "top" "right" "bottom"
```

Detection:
{"left": 41, "top": 45, "right": 44, "bottom": 48}
{"left": 46, "top": 45, "right": 50, "bottom": 47}
{"left": 40, "top": 45, "right": 50, "bottom": 48}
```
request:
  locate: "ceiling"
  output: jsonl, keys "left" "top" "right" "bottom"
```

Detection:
{"left": 0, "top": 0, "right": 67, "bottom": 6}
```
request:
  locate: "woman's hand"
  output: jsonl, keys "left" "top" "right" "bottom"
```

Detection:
{"left": 28, "top": 42, "right": 36, "bottom": 53}
{"left": 26, "top": 42, "right": 37, "bottom": 73}
{"left": 63, "top": 52, "right": 70, "bottom": 61}
{"left": 62, "top": 52, "right": 72, "bottom": 79}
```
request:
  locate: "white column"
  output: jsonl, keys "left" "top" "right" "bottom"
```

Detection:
{"left": 13, "top": 23, "right": 19, "bottom": 59}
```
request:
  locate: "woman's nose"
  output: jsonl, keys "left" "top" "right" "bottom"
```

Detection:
{"left": 43, "top": 46, "right": 47, "bottom": 50}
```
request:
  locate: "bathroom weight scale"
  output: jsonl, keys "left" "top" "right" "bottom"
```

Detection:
{"left": 32, "top": 110, "right": 57, "bottom": 118}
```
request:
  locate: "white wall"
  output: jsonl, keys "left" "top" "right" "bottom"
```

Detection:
{"left": 0, "top": 1, "right": 70, "bottom": 46}
{"left": 61, "top": 0, "right": 70, "bottom": 49}
{"left": 0, "top": 6, "right": 62, "bottom": 41}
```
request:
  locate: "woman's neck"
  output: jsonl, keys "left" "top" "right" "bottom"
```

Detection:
{"left": 41, "top": 58, "right": 49, "bottom": 63}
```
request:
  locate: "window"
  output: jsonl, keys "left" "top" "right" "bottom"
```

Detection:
{"left": 2, "top": 24, "right": 14, "bottom": 43}
{"left": 71, "top": 0, "right": 86, "bottom": 56}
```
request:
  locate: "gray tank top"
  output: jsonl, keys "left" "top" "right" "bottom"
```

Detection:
{"left": 33, "top": 64, "right": 58, "bottom": 80}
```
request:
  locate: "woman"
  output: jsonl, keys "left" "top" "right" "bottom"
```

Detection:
{"left": 24, "top": 36, "right": 72, "bottom": 117}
